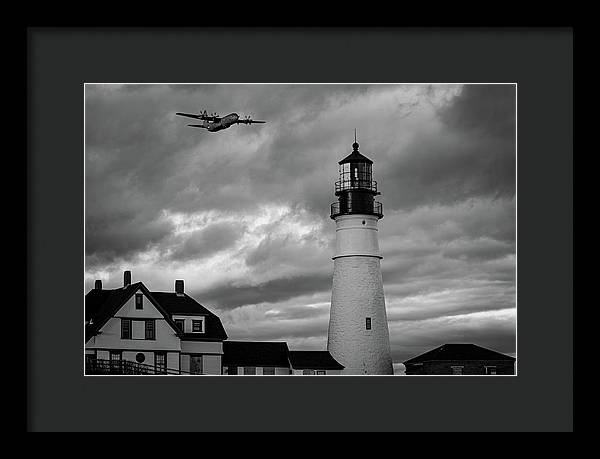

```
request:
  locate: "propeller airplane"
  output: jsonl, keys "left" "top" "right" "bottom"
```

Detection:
{"left": 175, "top": 110, "right": 266, "bottom": 132}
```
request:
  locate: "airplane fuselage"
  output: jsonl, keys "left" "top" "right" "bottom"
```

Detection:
{"left": 207, "top": 113, "right": 239, "bottom": 132}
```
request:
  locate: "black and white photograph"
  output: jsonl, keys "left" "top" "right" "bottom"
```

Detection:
{"left": 84, "top": 83, "right": 517, "bottom": 376}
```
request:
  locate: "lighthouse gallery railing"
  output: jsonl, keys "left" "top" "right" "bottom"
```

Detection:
{"left": 330, "top": 200, "right": 383, "bottom": 219}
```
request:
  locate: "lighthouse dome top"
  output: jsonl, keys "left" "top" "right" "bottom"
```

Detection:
{"left": 338, "top": 142, "right": 373, "bottom": 165}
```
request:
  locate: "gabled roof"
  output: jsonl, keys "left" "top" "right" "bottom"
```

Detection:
{"left": 403, "top": 343, "right": 516, "bottom": 365}
{"left": 222, "top": 341, "right": 290, "bottom": 367}
{"left": 85, "top": 287, "right": 130, "bottom": 323}
{"left": 86, "top": 283, "right": 144, "bottom": 342}
{"left": 288, "top": 351, "right": 344, "bottom": 370}
{"left": 151, "top": 292, "right": 227, "bottom": 341}
{"left": 85, "top": 282, "right": 184, "bottom": 343}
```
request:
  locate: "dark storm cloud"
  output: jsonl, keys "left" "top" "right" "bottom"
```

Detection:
{"left": 442, "top": 237, "right": 515, "bottom": 262}
{"left": 84, "top": 84, "right": 419, "bottom": 266}
{"left": 379, "top": 84, "right": 516, "bottom": 212}
{"left": 193, "top": 272, "right": 332, "bottom": 310}
{"left": 222, "top": 310, "right": 331, "bottom": 343}
{"left": 85, "top": 211, "right": 174, "bottom": 268}
{"left": 439, "top": 84, "right": 516, "bottom": 137}
{"left": 84, "top": 84, "right": 345, "bottom": 263}
{"left": 168, "top": 222, "right": 245, "bottom": 262}
{"left": 264, "top": 304, "right": 330, "bottom": 321}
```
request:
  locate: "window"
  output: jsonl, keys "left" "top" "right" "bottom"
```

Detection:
{"left": 227, "top": 366, "right": 238, "bottom": 375}
{"left": 192, "top": 319, "right": 204, "bottom": 333}
{"left": 262, "top": 367, "right": 275, "bottom": 375}
{"left": 121, "top": 318, "right": 132, "bottom": 339}
{"left": 303, "top": 369, "right": 315, "bottom": 375}
{"left": 243, "top": 366, "right": 256, "bottom": 375}
{"left": 190, "top": 355, "right": 203, "bottom": 375}
{"left": 451, "top": 366, "right": 464, "bottom": 375}
{"left": 110, "top": 351, "right": 122, "bottom": 373}
{"left": 145, "top": 319, "right": 156, "bottom": 340}
{"left": 174, "top": 319, "right": 185, "bottom": 332}
{"left": 485, "top": 366, "right": 497, "bottom": 375}
{"left": 154, "top": 352, "right": 167, "bottom": 374}
{"left": 85, "top": 352, "right": 96, "bottom": 367}
{"left": 366, "top": 317, "right": 372, "bottom": 330}
{"left": 135, "top": 293, "right": 143, "bottom": 310}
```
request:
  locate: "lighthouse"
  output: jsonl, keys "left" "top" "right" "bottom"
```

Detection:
{"left": 327, "top": 136, "right": 394, "bottom": 375}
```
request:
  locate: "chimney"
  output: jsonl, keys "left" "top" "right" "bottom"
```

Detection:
{"left": 124, "top": 270, "right": 132, "bottom": 287}
{"left": 94, "top": 279, "right": 102, "bottom": 290}
{"left": 175, "top": 279, "right": 184, "bottom": 295}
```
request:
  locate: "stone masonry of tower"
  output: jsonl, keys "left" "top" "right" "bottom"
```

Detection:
{"left": 327, "top": 139, "right": 394, "bottom": 375}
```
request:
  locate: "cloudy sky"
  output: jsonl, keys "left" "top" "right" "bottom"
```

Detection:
{"left": 85, "top": 83, "right": 516, "bottom": 374}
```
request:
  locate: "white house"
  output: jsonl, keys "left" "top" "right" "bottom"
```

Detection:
{"left": 85, "top": 270, "right": 344, "bottom": 376}
{"left": 85, "top": 271, "right": 228, "bottom": 375}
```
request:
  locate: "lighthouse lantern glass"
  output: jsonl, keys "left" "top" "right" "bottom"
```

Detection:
{"left": 339, "top": 163, "right": 372, "bottom": 190}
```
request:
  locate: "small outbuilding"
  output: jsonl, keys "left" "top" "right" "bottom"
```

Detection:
{"left": 222, "top": 341, "right": 292, "bottom": 375}
{"left": 403, "top": 343, "right": 516, "bottom": 375}
{"left": 289, "top": 351, "right": 344, "bottom": 375}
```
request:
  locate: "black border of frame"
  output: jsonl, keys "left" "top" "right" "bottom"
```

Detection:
{"left": 27, "top": 27, "right": 573, "bottom": 432}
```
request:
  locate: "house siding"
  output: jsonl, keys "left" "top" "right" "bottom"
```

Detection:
{"left": 180, "top": 341, "right": 223, "bottom": 374}
{"left": 202, "top": 355, "right": 222, "bottom": 375}
{"left": 405, "top": 359, "right": 515, "bottom": 375}
{"left": 291, "top": 369, "right": 342, "bottom": 375}
{"left": 180, "top": 340, "right": 223, "bottom": 354}
{"left": 224, "top": 366, "right": 290, "bottom": 375}
{"left": 86, "top": 316, "right": 180, "bottom": 351}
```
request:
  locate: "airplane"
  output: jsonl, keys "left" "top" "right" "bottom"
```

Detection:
{"left": 175, "top": 110, "right": 266, "bottom": 132}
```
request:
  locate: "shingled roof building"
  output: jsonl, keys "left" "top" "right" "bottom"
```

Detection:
{"left": 85, "top": 271, "right": 344, "bottom": 375}
{"left": 85, "top": 271, "right": 228, "bottom": 375}
{"left": 403, "top": 343, "right": 516, "bottom": 375}
{"left": 221, "top": 342, "right": 345, "bottom": 375}
{"left": 289, "top": 351, "right": 345, "bottom": 375}
{"left": 222, "top": 341, "right": 292, "bottom": 375}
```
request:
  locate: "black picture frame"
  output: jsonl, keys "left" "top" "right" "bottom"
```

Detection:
{"left": 27, "top": 27, "right": 573, "bottom": 432}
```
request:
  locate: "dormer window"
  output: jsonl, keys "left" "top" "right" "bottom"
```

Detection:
{"left": 174, "top": 319, "right": 185, "bottom": 332}
{"left": 135, "top": 293, "right": 143, "bottom": 310}
{"left": 192, "top": 319, "right": 205, "bottom": 333}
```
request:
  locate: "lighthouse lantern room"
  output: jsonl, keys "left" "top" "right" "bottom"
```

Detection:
{"left": 330, "top": 139, "right": 383, "bottom": 220}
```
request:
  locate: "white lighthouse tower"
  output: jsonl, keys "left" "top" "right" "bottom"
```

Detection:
{"left": 327, "top": 136, "right": 394, "bottom": 375}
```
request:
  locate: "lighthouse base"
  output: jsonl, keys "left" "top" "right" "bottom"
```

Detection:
{"left": 327, "top": 256, "right": 394, "bottom": 375}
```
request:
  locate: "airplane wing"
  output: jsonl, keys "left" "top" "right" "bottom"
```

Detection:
{"left": 236, "top": 119, "right": 266, "bottom": 124}
{"left": 176, "top": 112, "right": 204, "bottom": 120}
{"left": 176, "top": 112, "right": 221, "bottom": 122}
